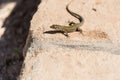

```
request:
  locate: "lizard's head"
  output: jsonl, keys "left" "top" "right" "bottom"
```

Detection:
{"left": 50, "top": 24, "right": 61, "bottom": 29}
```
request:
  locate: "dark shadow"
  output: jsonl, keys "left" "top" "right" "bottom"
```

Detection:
{"left": 43, "top": 30, "right": 69, "bottom": 37}
{"left": 0, "top": 0, "right": 41, "bottom": 80}
{"left": 44, "top": 30, "right": 64, "bottom": 34}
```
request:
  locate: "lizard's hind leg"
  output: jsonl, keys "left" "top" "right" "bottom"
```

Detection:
{"left": 68, "top": 21, "right": 76, "bottom": 26}
{"left": 77, "top": 28, "right": 83, "bottom": 35}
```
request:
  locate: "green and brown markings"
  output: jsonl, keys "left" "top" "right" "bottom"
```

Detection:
{"left": 50, "top": 1, "right": 84, "bottom": 37}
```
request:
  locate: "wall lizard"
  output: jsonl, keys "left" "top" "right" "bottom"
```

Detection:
{"left": 50, "top": 1, "right": 84, "bottom": 37}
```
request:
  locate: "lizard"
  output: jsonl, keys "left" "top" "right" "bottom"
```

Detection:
{"left": 50, "top": 0, "right": 84, "bottom": 37}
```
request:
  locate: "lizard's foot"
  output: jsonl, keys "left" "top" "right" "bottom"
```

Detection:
{"left": 63, "top": 32, "right": 69, "bottom": 37}
{"left": 77, "top": 28, "right": 84, "bottom": 36}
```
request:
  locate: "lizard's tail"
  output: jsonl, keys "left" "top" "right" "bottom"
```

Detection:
{"left": 66, "top": 0, "right": 84, "bottom": 23}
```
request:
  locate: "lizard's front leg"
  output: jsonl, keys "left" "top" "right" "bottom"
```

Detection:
{"left": 63, "top": 30, "right": 69, "bottom": 37}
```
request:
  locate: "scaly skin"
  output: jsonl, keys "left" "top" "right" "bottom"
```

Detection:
{"left": 50, "top": 1, "right": 84, "bottom": 37}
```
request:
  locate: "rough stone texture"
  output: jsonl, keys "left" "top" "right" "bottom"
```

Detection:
{"left": 20, "top": 0, "right": 120, "bottom": 80}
